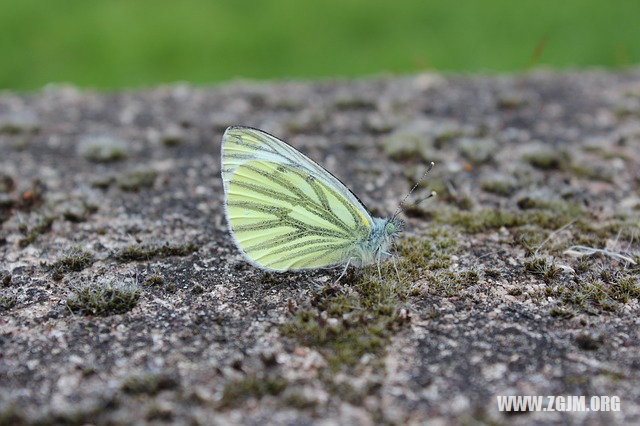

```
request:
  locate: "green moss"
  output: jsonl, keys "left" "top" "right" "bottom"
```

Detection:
{"left": 394, "top": 231, "right": 457, "bottom": 281}
{"left": 1, "top": 274, "right": 11, "bottom": 287}
{"left": 422, "top": 269, "right": 480, "bottom": 298}
{"left": 568, "top": 163, "right": 613, "bottom": 182}
{"left": 117, "top": 169, "right": 158, "bottom": 191}
{"left": 403, "top": 204, "right": 435, "bottom": 220}
{"left": 160, "top": 131, "right": 184, "bottom": 146}
{"left": 0, "top": 112, "right": 39, "bottom": 135}
{"left": 0, "top": 175, "right": 15, "bottom": 193}
{"left": 380, "top": 132, "right": 438, "bottom": 163}
{"left": 540, "top": 268, "right": 640, "bottom": 315}
{"left": 334, "top": 96, "right": 375, "bottom": 110}
{"left": 575, "top": 332, "right": 604, "bottom": 350}
{"left": 50, "top": 248, "right": 95, "bottom": 274}
{"left": 0, "top": 404, "right": 24, "bottom": 425}
{"left": 608, "top": 275, "right": 640, "bottom": 303}
{"left": 281, "top": 270, "right": 408, "bottom": 371}
{"left": 508, "top": 287, "right": 523, "bottom": 296}
{"left": 79, "top": 136, "right": 128, "bottom": 163}
{"left": 437, "top": 203, "right": 584, "bottom": 234}
{"left": 481, "top": 180, "right": 519, "bottom": 197}
{"left": 278, "top": 228, "right": 461, "bottom": 406}
{"left": 485, "top": 269, "right": 500, "bottom": 279}
{"left": 437, "top": 209, "right": 521, "bottom": 233}
{"left": 548, "top": 307, "right": 574, "bottom": 319}
{"left": 522, "top": 146, "right": 616, "bottom": 182}
{"left": 513, "top": 226, "right": 549, "bottom": 255}
{"left": 433, "top": 128, "right": 464, "bottom": 148}
{"left": 17, "top": 216, "right": 55, "bottom": 248}
{"left": 565, "top": 375, "right": 590, "bottom": 386}
{"left": 66, "top": 282, "right": 140, "bottom": 316}
{"left": 282, "top": 390, "right": 318, "bottom": 410}
{"left": 583, "top": 145, "right": 632, "bottom": 162}
{"left": 259, "top": 272, "right": 280, "bottom": 287}
{"left": 121, "top": 373, "right": 179, "bottom": 395}
{"left": 146, "top": 404, "right": 173, "bottom": 422}
{"left": 143, "top": 274, "right": 164, "bottom": 286}
{"left": 219, "top": 373, "right": 288, "bottom": 409}
{"left": 524, "top": 257, "right": 560, "bottom": 282}
{"left": 0, "top": 292, "right": 17, "bottom": 311}
{"left": 61, "top": 201, "right": 97, "bottom": 223}
{"left": 574, "top": 256, "right": 592, "bottom": 275}
{"left": 457, "top": 138, "right": 498, "bottom": 165}
{"left": 574, "top": 218, "right": 640, "bottom": 242}
{"left": 523, "top": 149, "right": 568, "bottom": 170}
{"left": 113, "top": 242, "right": 198, "bottom": 262}
{"left": 281, "top": 230, "right": 457, "bottom": 373}
{"left": 91, "top": 176, "right": 115, "bottom": 190}
{"left": 516, "top": 197, "right": 583, "bottom": 216}
{"left": 497, "top": 92, "right": 528, "bottom": 109}
{"left": 321, "top": 377, "right": 373, "bottom": 406}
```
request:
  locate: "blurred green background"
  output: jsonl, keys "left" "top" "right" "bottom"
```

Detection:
{"left": 1, "top": 0, "right": 639, "bottom": 90}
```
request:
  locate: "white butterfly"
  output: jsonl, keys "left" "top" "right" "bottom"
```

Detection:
{"left": 221, "top": 126, "right": 432, "bottom": 281}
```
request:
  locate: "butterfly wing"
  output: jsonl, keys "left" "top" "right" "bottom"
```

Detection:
{"left": 221, "top": 127, "right": 373, "bottom": 271}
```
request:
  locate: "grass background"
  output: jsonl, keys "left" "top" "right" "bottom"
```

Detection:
{"left": 1, "top": 0, "right": 639, "bottom": 90}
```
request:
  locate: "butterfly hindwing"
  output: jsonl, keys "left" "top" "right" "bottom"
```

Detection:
{"left": 221, "top": 127, "right": 373, "bottom": 271}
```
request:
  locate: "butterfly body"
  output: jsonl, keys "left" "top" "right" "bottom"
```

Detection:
{"left": 221, "top": 126, "right": 403, "bottom": 272}
{"left": 352, "top": 217, "right": 404, "bottom": 266}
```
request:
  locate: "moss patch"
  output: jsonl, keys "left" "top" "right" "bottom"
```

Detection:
{"left": 281, "top": 230, "right": 455, "bottom": 372}
{"left": 113, "top": 242, "right": 198, "bottom": 262}
{"left": 66, "top": 282, "right": 140, "bottom": 316}
{"left": 524, "top": 257, "right": 560, "bottom": 283}
{"left": 575, "top": 332, "right": 604, "bottom": 351}
{"left": 436, "top": 202, "right": 584, "bottom": 234}
{"left": 219, "top": 373, "right": 288, "bottom": 409}
{"left": 1, "top": 274, "right": 12, "bottom": 287}
{"left": 50, "top": 248, "right": 95, "bottom": 275}
{"left": 78, "top": 136, "right": 128, "bottom": 163}
{"left": 481, "top": 179, "right": 520, "bottom": 197}
{"left": 394, "top": 230, "right": 458, "bottom": 282}
{"left": 523, "top": 148, "right": 568, "bottom": 170}
{"left": 143, "top": 274, "right": 164, "bottom": 286}
{"left": 117, "top": 169, "right": 158, "bottom": 191}
{"left": 0, "top": 291, "right": 17, "bottom": 311}
{"left": 121, "top": 373, "right": 179, "bottom": 395}
{"left": 280, "top": 283, "right": 403, "bottom": 371}
{"left": 533, "top": 268, "right": 640, "bottom": 315}
{"left": 18, "top": 216, "right": 55, "bottom": 248}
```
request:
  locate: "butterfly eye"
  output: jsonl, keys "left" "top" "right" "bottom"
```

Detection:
{"left": 385, "top": 223, "right": 396, "bottom": 235}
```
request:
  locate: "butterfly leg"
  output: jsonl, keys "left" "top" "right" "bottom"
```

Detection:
{"left": 381, "top": 252, "right": 400, "bottom": 281}
{"left": 391, "top": 255, "right": 401, "bottom": 281}
{"left": 334, "top": 258, "right": 352, "bottom": 286}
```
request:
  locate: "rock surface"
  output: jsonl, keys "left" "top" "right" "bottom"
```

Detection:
{"left": 1, "top": 69, "right": 640, "bottom": 425}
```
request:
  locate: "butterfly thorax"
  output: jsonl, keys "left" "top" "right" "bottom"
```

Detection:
{"left": 352, "top": 217, "right": 404, "bottom": 266}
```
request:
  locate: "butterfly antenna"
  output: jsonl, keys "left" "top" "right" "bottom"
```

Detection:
{"left": 413, "top": 191, "right": 437, "bottom": 206}
{"left": 392, "top": 161, "right": 435, "bottom": 219}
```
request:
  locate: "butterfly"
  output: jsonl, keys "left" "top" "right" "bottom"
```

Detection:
{"left": 221, "top": 126, "right": 433, "bottom": 281}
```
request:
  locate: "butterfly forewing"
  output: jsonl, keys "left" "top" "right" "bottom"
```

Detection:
{"left": 221, "top": 127, "right": 372, "bottom": 271}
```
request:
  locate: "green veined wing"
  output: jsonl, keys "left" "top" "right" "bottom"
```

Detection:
{"left": 224, "top": 158, "right": 371, "bottom": 271}
{"left": 221, "top": 126, "right": 373, "bottom": 228}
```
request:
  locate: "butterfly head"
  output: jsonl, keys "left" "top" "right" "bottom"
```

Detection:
{"left": 384, "top": 217, "right": 404, "bottom": 238}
